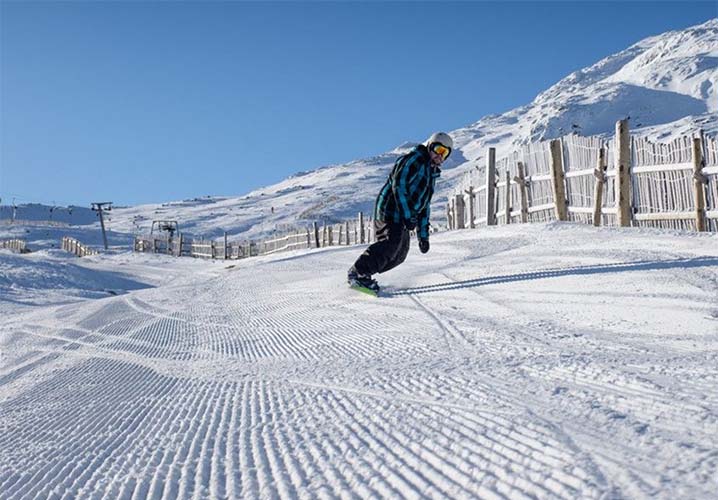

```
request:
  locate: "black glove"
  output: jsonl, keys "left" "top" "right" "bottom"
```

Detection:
{"left": 404, "top": 218, "right": 417, "bottom": 231}
{"left": 419, "top": 238, "right": 430, "bottom": 254}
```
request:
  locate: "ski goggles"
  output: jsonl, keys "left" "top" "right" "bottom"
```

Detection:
{"left": 430, "top": 142, "right": 452, "bottom": 161}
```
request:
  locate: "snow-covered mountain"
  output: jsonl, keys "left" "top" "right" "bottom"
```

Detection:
{"left": 3, "top": 19, "right": 716, "bottom": 243}
{"left": 449, "top": 18, "right": 717, "bottom": 177}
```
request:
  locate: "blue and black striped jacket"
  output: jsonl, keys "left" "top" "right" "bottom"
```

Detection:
{"left": 374, "top": 145, "right": 441, "bottom": 239}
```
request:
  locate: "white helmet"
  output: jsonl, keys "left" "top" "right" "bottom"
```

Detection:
{"left": 425, "top": 131, "right": 453, "bottom": 150}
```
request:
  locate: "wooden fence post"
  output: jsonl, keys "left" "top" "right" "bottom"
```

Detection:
{"left": 465, "top": 186, "right": 475, "bottom": 228}
{"left": 446, "top": 203, "right": 452, "bottom": 230}
{"left": 692, "top": 136, "right": 708, "bottom": 232}
{"left": 592, "top": 147, "right": 607, "bottom": 227}
{"left": 505, "top": 170, "right": 512, "bottom": 224}
{"left": 615, "top": 119, "right": 632, "bottom": 227}
{"left": 454, "top": 194, "right": 466, "bottom": 229}
{"left": 224, "top": 232, "right": 228, "bottom": 259}
{"left": 313, "top": 222, "right": 320, "bottom": 248}
{"left": 486, "top": 148, "right": 497, "bottom": 225}
{"left": 549, "top": 139, "right": 568, "bottom": 221}
{"left": 449, "top": 198, "right": 456, "bottom": 229}
{"left": 515, "top": 162, "right": 529, "bottom": 223}
{"left": 178, "top": 234, "right": 184, "bottom": 257}
{"left": 345, "top": 221, "right": 350, "bottom": 245}
{"left": 358, "top": 212, "right": 365, "bottom": 244}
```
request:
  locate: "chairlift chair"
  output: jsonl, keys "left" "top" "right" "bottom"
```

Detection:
{"left": 151, "top": 220, "right": 179, "bottom": 238}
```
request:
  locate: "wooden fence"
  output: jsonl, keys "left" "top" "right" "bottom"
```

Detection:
{"left": 0, "top": 239, "right": 29, "bottom": 253}
{"left": 133, "top": 213, "right": 377, "bottom": 260}
{"left": 61, "top": 236, "right": 99, "bottom": 257}
{"left": 449, "top": 120, "right": 718, "bottom": 232}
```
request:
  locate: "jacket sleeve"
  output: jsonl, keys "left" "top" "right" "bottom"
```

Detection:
{"left": 418, "top": 206, "right": 430, "bottom": 239}
{"left": 391, "top": 152, "right": 422, "bottom": 222}
{"left": 418, "top": 169, "right": 438, "bottom": 239}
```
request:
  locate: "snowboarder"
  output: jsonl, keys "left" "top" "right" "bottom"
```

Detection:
{"left": 348, "top": 132, "right": 453, "bottom": 294}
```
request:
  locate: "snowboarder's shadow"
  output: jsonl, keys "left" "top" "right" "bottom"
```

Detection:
{"left": 385, "top": 256, "right": 718, "bottom": 297}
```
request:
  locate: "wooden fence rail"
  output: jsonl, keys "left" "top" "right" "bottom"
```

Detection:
{"left": 133, "top": 212, "right": 377, "bottom": 260}
{"left": 61, "top": 236, "right": 98, "bottom": 257}
{"left": 450, "top": 120, "right": 717, "bottom": 233}
{"left": 0, "top": 238, "right": 29, "bottom": 253}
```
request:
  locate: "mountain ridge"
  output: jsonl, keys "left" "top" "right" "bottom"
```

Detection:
{"left": 3, "top": 19, "right": 716, "bottom": 242}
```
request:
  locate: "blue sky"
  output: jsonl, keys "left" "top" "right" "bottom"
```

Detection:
{"left": 1, "top": 1, "right": 716, "bottom": 207}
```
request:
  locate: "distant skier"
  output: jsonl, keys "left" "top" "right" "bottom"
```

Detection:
{"left": 348, "top": 132, "right": 453, "bottom": 294}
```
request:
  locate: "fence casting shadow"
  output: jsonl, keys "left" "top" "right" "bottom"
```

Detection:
{"left": 386, "top": 256, "right": 718, "bottom": 297}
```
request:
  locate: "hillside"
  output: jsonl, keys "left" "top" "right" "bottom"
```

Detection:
{"left": 104, "top": 18, "right": 718, "bottom": 240}
{"left": 1, "top": 19, "right": 716, "bottom": 245}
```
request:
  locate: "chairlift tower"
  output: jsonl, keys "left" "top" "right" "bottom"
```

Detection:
{"left": 91, "top": 202, "right": 113, "bottom": 250}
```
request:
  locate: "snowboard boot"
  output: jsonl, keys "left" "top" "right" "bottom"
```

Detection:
{"left": 347, "top": 267, "right": 380, "bottom": 293}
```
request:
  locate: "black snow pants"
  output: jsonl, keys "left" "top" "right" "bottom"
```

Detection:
{"left": 352, "top": 220, "right": 410, "bottom": 277}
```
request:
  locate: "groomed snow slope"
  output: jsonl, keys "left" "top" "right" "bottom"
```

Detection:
{"left": 1, "top": 223, "right": 717, "bottom": 499}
